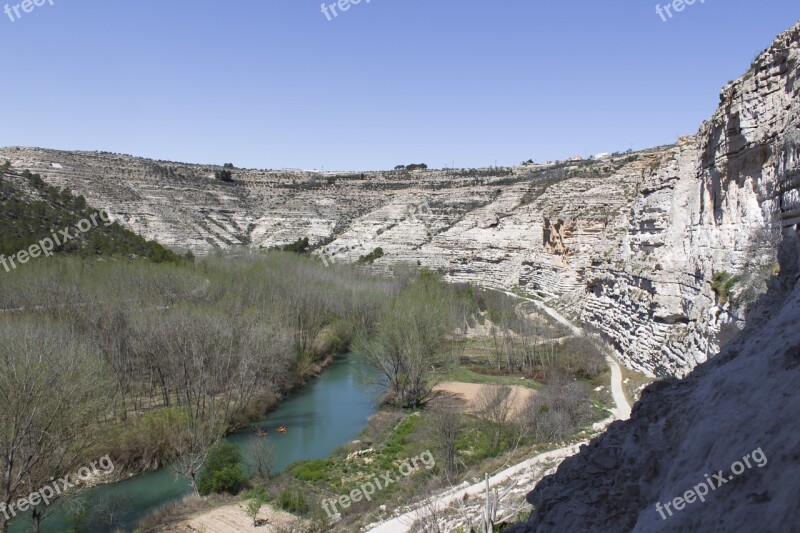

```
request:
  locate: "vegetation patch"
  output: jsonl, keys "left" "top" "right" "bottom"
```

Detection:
{"left": 197, "top": 442, "right": 248, "bottom": 496}
{"left": 711, "top": 271, "right": 743, "bottom": 305}
{"left": 358, "top": 247, "right": 384, "bottom": 264}
{"left": 0, "top": 165, "right": 183, "bottom": 264}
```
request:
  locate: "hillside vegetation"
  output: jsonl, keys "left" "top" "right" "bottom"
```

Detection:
{"left": 0, "top": 162, "right": 182, "bottom": 264}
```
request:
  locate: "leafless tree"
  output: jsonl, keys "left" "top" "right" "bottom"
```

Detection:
{"left": 427, "top": 406, "right": 462, "bottom": 482}
{"left": 480, "top": 473, "right": 518, "bottom": 533}
{"left": 357, "top": 273, "right": 455, "bottom": 408}
{"left": 0, "top": 319, "right": 111, "bottom": 533}
{"left": 248, "top": 438, "right": 275, "bottom": 481}
{"left": 521, "top": 378, "right": 592, "bottom": 442}
{"left": 474, "top": 386, "right": 515, "bottom": 452}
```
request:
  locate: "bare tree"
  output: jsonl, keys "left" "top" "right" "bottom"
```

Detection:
{"left": 474, "top": 386, "right": 514, "bottom": 452}
{"left": 480, "top": 473, "right": 517, "bottom": 533}
{"left": 357, "top": 272, "right": 455, "bottom": 408}
{"left": 247, "top": 438, "right": 275, "bottom": 481}
{"left": 0, "top": 319, "right": 111, "bottom": 533}
{"left": 428, "top": 406, "right": 462, "bottom": 482}
{"left": 162, "top": 308, "right": 254, "bottom": 494}
{"left": 522, "top": 379, "right": 592, "bottom": 442}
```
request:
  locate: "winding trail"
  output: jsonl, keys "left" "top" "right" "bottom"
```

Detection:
{"left": 502, "top": 291, "right": 582, "bottom": 336}
{"left": 366, "top": 293, "right": 631, "bottom": 533}
{"left": 606, "top": 353, "right": 632, "bottom": 420}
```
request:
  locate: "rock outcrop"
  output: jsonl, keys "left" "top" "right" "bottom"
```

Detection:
{"left": 2, "top": 23, "right": 798, "bottom": 381}
{"left": 505, "top": 22, "right": 800, "bottom": 532}
{"left": 506, "top": 254, "right": 800, "bottom": 531}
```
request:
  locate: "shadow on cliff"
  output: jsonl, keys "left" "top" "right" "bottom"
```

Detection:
{"left": 503, "top": 226, "right": 800, "bottom": 532}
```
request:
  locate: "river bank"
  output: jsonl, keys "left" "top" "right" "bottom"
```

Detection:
{"left": 10, "top": 354, "right": 381, "bottom": 533}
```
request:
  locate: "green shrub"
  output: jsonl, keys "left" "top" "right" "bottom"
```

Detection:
{"left": 710, "top": 271, "right": 742, "bottom": 304}
{"left": 215, "top": 169, "right": 234, "bottom": 182}
{"left": 244, "top": 485, "right": 268, "bottom": 501}
{"left": 278, "top": 489, "right": 310, "bottom": 514}
{"left": 290, "top": 459, "right": 332, "bottom": 482}
{"left": 196, "top": 441, "right": 248, "bottom": 495}
{"left": 277, "top": 237, "right": 310, "bottom": 255}
{"left": 358, "top": 247, "right": 384, "bottom": 264}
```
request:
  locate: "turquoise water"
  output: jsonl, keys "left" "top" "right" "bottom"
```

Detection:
{"left": 11, "top": 354, "right": 379, "bottom": 532}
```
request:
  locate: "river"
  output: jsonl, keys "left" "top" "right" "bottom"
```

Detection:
{"left": 11, "top": 354, "right": 380, "bottom": 532}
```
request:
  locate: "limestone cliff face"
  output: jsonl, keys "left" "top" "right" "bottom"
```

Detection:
{"left": 2, "top": 23, "right": 798, "bottom": 379}
{"left": 506, "top": 279, "right": 800, "bottom": 532}
{"left": 505, "top": 22, "right": 800, "bottom": 532}
{"left": 579, "top": 22, "right": 800, "bottom": 377}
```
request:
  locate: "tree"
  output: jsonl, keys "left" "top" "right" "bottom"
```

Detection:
{"left": 162, "top": 307, "right": 261, "bottom": 494}
{"left": 480, "top": 473, "right": 517, "bottom": 533}
{"left": 358, "top": 247, "right": 384, "bottom": 264}
{"left": 355, "top": 270, "right": 454, "bottom": 408}
{"left": 247, "top": 438, "right": 274, "bottom": 481}
{"left": 0, "top": 319, "right": 112, "bottom": 533}
{"left": 279, "top": 237, "right": 310, "bottom": 255}
{"left": 215, "top": 169, "right": 233, "bottom": 182}
{"left": 428, "top": 406, "right": 462, "bottom": 482}
{"left": 522, "top": 379, "right": 592, "bottom": 442}
{"left": 474, "top": 386, "right": 514, "bottom": 453}
{"left": 245, "top": 496, "right": 265, "bottom": 527}
{"left": 196, "top": 441, "right": 247, "bottom": 496}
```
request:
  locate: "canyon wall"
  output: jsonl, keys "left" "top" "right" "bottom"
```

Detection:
{"left": 507, "top": 23, "right": 800, "bottom": 530}
{"left": 2, "top": 24, "right": 798, "bottom": 379}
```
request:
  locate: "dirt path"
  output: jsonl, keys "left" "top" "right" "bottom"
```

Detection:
{"left": 365, "top": 443, "right": 586, "bottom": 533}
{"left": 501, "top": 291, "right": 582, "bottom": 336}
{"left": 606, "top": 353, "right": 632, "bottom": 420}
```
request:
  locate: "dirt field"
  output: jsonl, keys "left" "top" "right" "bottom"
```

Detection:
{"left": 431, "top": 381, "right": 535, "bottom": 419}
{"left": 163, "top": 501, "right": 308, "bottom": 533}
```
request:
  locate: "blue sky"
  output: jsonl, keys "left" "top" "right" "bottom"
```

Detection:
{"left": 0, "top": 1, "right": 797, "bottom": 170}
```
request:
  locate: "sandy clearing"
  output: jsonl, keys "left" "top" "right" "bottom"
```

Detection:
{"left": 432, "top": 381, "right": 535, "bottom": 418}
{"left": 164, "top": 501, "right": 308, "bottom": 533}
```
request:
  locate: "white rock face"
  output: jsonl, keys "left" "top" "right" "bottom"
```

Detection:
{"left": 506, "top": 280, "right": 800, "bottom": 532}
{"left": 2, "top": 23, "right": 799, "bottom": 379}
{"left": 502, "top": 23, "right": 800, "bottom": 533}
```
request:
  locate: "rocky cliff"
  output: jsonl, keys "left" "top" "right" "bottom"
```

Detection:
{"left": 2, "top": 23, "right": 798, "bottom": 381}
{"left": 505, "top": 22, "right": 800, "bottom": 532}
{"left": 507, "top": 276, "right": 800, "bottom": 531}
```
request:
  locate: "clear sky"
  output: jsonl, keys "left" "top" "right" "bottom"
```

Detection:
{"left": 0, "top": 1, "right": 798, "bottom": 170}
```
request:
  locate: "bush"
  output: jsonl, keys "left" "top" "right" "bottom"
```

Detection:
{"left": 290, "top": 459, "right": 332, "bottom": 482}
{"left": 278, "top": 237, "right": 310, "bottom": 255}
{"left": 214, "top": 169, "right": 233, "bottom": 182}
{"left": 358, "top": 247, "right": 384, "bottom": 264}
{"left": 553, "top": 337, "right": 606, "bottom": 379}
{"left": 196, "top": 441, "right": 248, "bottom": 495}
{"left": 278, "top": 489, "right": 310, "bottom": 514}
{"left": 522, "top": 379, "right": 593, "bottom": 442}
{"left": 710, "top": 271, "right": 742, "bottom": 305}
